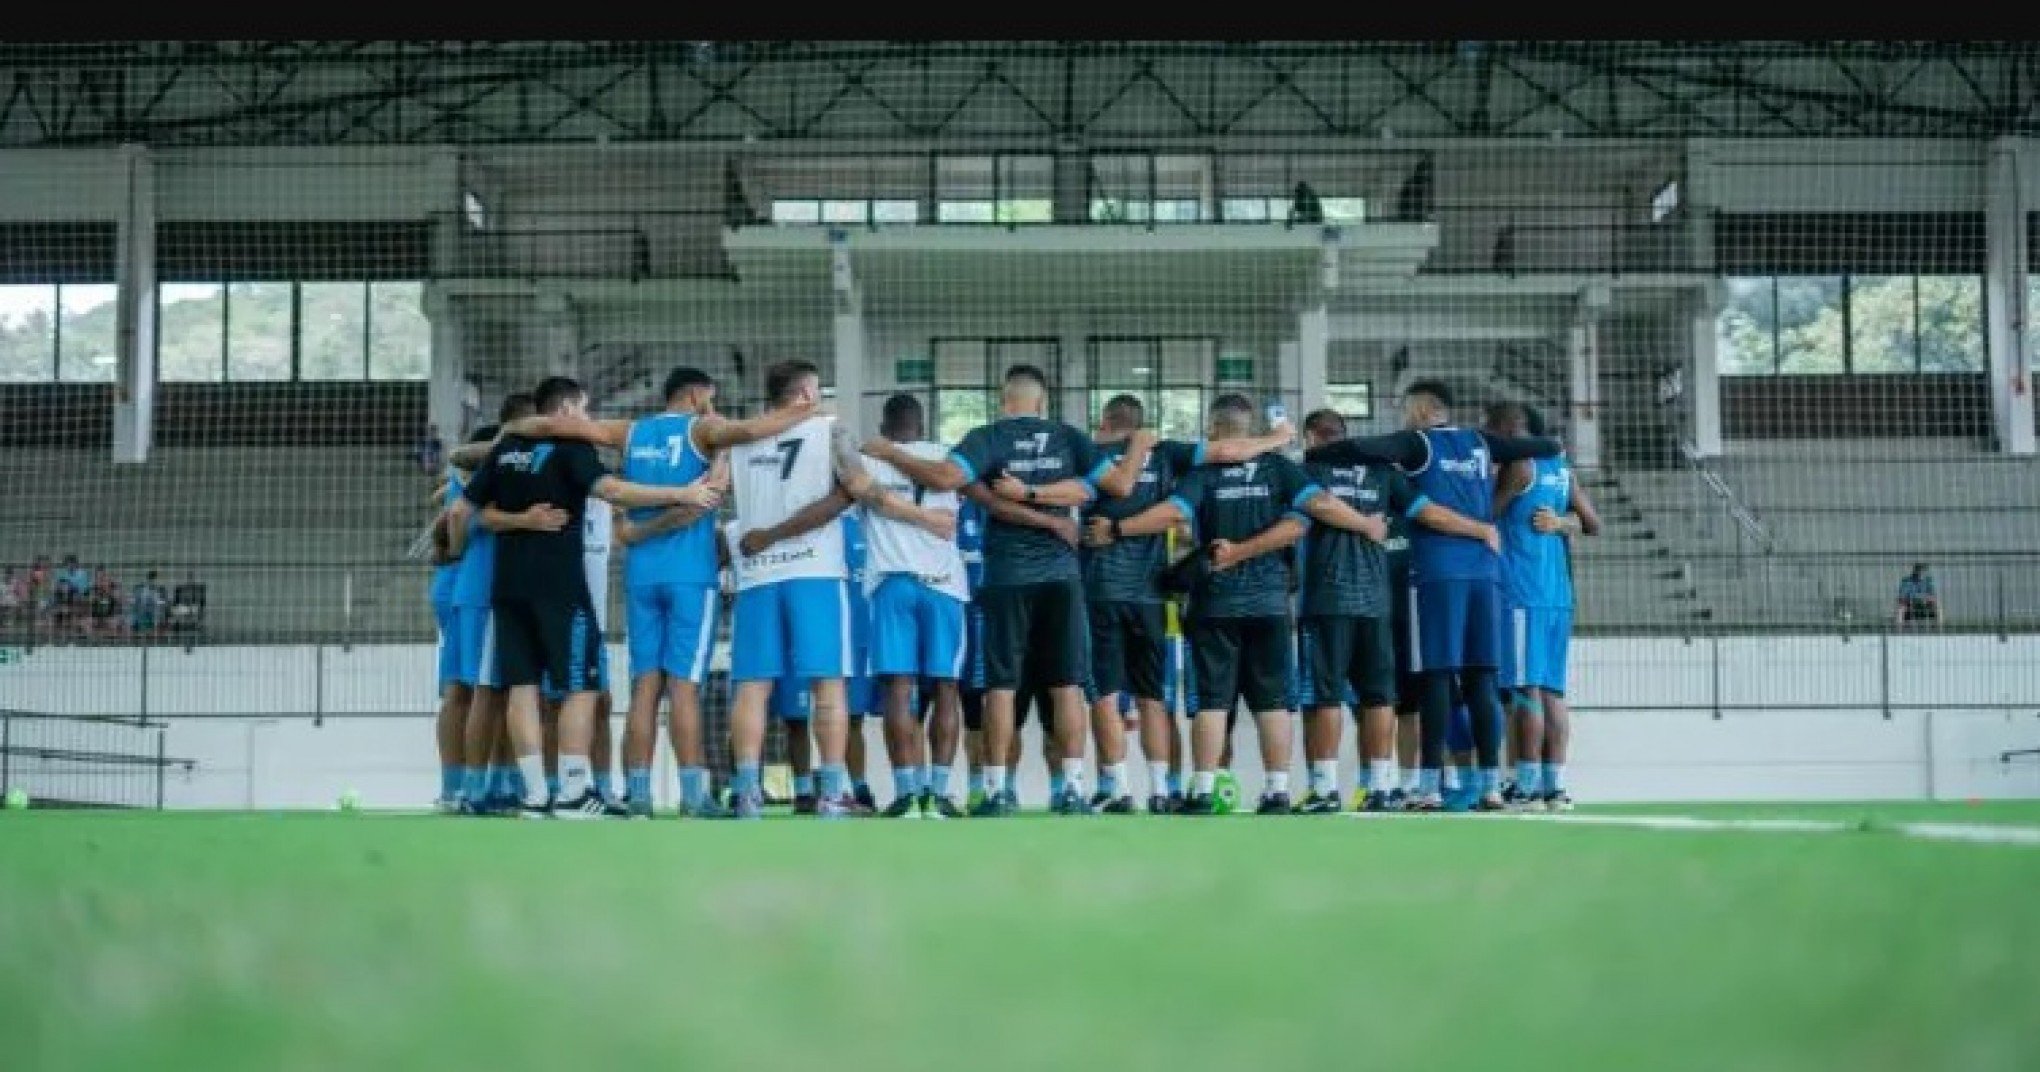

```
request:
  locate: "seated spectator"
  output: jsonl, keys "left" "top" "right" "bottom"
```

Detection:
{"left": 0, "top": 567, "right": 21, "bottom": 626}
{"left": 169, "top": 573, "right": 208, "bottom": 634}
{"left": 51, "top": 554, "right": 88, "bottom": 622}
{"left": 87, "top": 569, "right": 125, "bottom": 639}
{"left": 131, "top": 571, "right": 167, "bottom": 637}
{"left": 1895, "top": 563, "right": 1941, "bottom": 628}
{"left": 413, "top": 423, "right": 445, "bottom": 475}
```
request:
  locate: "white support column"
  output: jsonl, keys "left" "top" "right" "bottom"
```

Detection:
{"left": 1985, "top": 138, "right": 2035, "bottom": 456}
{"left": 1056, "top": 312, "right": 1086, "bottom": 427}
{"left": 829, "top": 232, "right": 868, "bottom": 437}
{"left": 1689, "top": 280, "right": 1725, "bottom": 458}
{"left": 424, "top": 285, "right": 468, "bottom": 442}
{"left": 428, "top": 150, "right": 463, "bottom": 279}
{"left": 112, "top": 144, "right": 157, "bottom": 465}
{"left": 535, "top": 289, "right": 578, "bottom": 377}
{"left": 1297, "top": 304, "right": 1329, "bottom": 420}
{"left": 1567, "top": 284, "right": 1609, "bottom": 470}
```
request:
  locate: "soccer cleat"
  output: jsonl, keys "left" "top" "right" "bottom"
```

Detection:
{"left": 1474, "top": 792, "right": 1507, "bottom": 812}
{"left": 818, "top": 793, "right": 861, "bottom": 819}
{"left": 1177, "top": 793, "right": 1218, "bottom": 816}
{"left": 433, "top": 796, "right": 463, "bottom": 816}
{"left": 1360, "top": 790, "right": 1395, "bottom": 812}
{"left": 1255, "top": 792, "right": 1293, "bottom": 815}
{"left": 970, "top": 792, "right": 1016, "bottom": 818}
{"left": 1051, "top": 788, "right": 1096, "bottom": 816}
{"left": 1098, "top": 794, "right": 1137, "bottom": 815}
{"left": 792, "top": 793, "right": 818, "bottom": 816}
{"left": 1405, "top": 791, "right": 1444, "bottom": 813}
{"left": 1147, "top": 793, "right": 1175, "bottom": 815}
{"left": 1296, "top": 790, "right": 1342, "bottom": 815}
{"left": 1500, "top": 781, "right": 1524, "bottom": 807}
{"left": 553, "top": 792, "right": 614, "bottom": 820}
{"left": 966, "top": 787, "right": 986, "bottom": 812}
{"left": 732, "top": 791, "right": 765, "bottom": 820}
{"left": 921, "top": 792, "right": 962, "bottom": 820}
{"left": 1544, "top": 789, "right": 1574, "bottom": 812}
{"left": 600, "top": 797, "right": 632, "bottom": 819}
{"left": 853, "top": 783, "right": 879, "bottom": 813}
{"left": 1385, "top": 788, "right": 1408, "bottom": 810}
{"left": 999, "top": 787, "right": 1020, "bottom": 811}
{"left": 626, "top": 798, "right": 655, "bottom": 820}
{"left": 689, "top": 797, "right": 738, "bottom": 820}
{"left": 516, "top": 799, "right": 554, "bottom": 820}
{"left": 881, "top": 795, "right": 919, "bottom": 819}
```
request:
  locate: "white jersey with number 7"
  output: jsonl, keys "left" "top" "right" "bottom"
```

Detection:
{"left": 727, "top": 414, "right": 846, "bottom": 590}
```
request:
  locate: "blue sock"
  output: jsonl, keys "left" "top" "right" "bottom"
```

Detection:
{"left": 1543, "top": 763, "right": 1565, "bottom": 793}
{"left": 895, "top": 766, "right": 922, "bottom": 798}
{"left": 439, "top": 766, "right": 461, "bottom": 800}
{"left": 1050, "top": 772, "right": 1066, "bottom": 799}
{"left": 818, "top": 764, "right": 849, "bottom": 799}
{"left": 794, "top": 773, "right": 815, "bottom": 797}
{"left": 1418, "top": 767, "right": 1441, "bottom": 795}
{"left": 1166, "top": 770, "right": 1183, "bottom": 795}
{"left": 679, "top": 766, "right": 710, "bottom": 808}
{"left": 930, "top": 765, "right": 953, "bottom": 797}
{"left": 502, "top": 766, "right": 523, "bottom": 800}
{"left": 731, "top": 763, "right": 762, "bottom": 797}
{"left": 1357, "top": 763, "right": 1374, "bottom": 793}
{"left": 1516, "top": 761, "right": 1541, "bottom": 795}
{"left": 854, "top": 779, "right": 871, "bottom": 797}
{"left": 462, "top": 766, "right": 488, "bottom": 802}
{"left": 593, "top": 769, "right": 613, "bottom": 799}
{"left": 545, "top": 774, "right": 561, "bottom": 800}
{"left": 626, "top": 768, "right": 652, "bottom": 805}
{"left": 1098, "top": 766, "right": 1121, "bottom": 798}
{"left": 967, "top": 768, "right": 986, "bottom": 794}
{"left": 1478, "top": 767, "right": 1500, "bottom": 796}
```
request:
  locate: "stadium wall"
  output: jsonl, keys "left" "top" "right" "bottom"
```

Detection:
{"left": 2, "top": 635, "right": 2036, "bottom": 810}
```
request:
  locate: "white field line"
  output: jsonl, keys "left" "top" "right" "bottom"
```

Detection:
{"left": 1345, "top": 809, "right": 2040, "bottom": 847}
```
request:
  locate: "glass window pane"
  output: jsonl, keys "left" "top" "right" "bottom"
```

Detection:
{"left": 937, "top": 156, "right": 995, "bottom": 200}
{"left": 872, "top": 200, "right": 918, "bottom": 225}
{"left": 1328, "top": 383, "right": 1373, "bottom": 421}
{"left": 1917, "top": 275, "right": 1985, "bottom": 373}
{"left": 1160, "top": 339, "right": 1210, "bottom": 382}
{"left": 935, "top": 388, "right": 992, "bottom": 446}
{"left": 934, "top": 340, "right": 987, "bottom": 385}
{"left": 369, "top": 282, "right": 430, "bottom": 381}
{"left": 57, "top": 283, "right": 118, "bottom": 383}
{"left": 1776, "top": 275, "right": 1845, "bottom": 374}
{"left": 1321, "top": 197, "right": 1368, "bottom": 223}
{"left": 1847, "top": 275, "right": 1918, "bottom": 373}
{"left": 1091, "top": 199, "right": 1149, "bottom": 223}
{"left": 994, "top": 199, "right": 1053, "bottom": 225}
{"left": 1222, "top": 198, "right": 1269, "bottom": 223}
{"left": 1153, "top": 199, "right": 1202, "bottom": 224}
{"left": 998, "top": 156, "right": 1053, "bottom": 199}
{"left": 227, "top": 282, "right": 295, "bottom": 382}
{"left": 1158, "top": 387, "right": 1205, "bottom": 440}
{"left": 299, "top": 282, "right": 368, "bottom": 381}
{"left": 157, "top": 283, "right": 225, "bottom": 383}
{"left": 1718, "top": 276, "right": 1778, "bottom": 375}
{"left": 0, "top": 284, "right": 57, "bottom": 382}
{"left": 821, "top": 200, "right": 868, "bottom": 225}
{"left": 1092, "top": 339, "right": 1155, "bottom": 385}
{"left": 770, "top": 200, "right": 820, "bottom": 224}
{"left": 937, "top": 201, "right": 994, "bottom": 224}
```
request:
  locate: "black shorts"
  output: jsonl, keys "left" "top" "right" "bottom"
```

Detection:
{"left": 1188, "top": 615, "right": 1293, "bottom": 717}
{"left": 980, "top": 580, "right": 1090, "bottom": 691}
{"left": 491, "top": 596, "right": 606, "bottom": 694}
{"left": 960, "top": 680, "right": 1049, "bottom": 732}
{"left": 1300, "top": 614, "right": 1397, "bottom": 711}
{"left": 1390, "top": 585, "right": 1420, "bottom": 713}
{"left": 1089, "top": 600, "right": 1167, "bottom": 703}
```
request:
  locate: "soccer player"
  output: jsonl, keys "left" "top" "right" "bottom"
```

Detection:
{"left": 724, "top": 360, "right": 950, "bottom": 818}
{"left": 1302, "top": 380, "right": 1560, "bottom": 812}
{"left": 428, "top": 466, "right": 467, "bottom": 813}
{"left": 491, "top": 366, "right": 812, "bottom": 818}
{"left": 1082, "top": 394, "right": 1294, "bottom": 813}
{"left": 1491, "top": 404, "right": 1598, "bottom": 812}
{"left": 860, "top": 395, "right": 969, "bottom": 819}
{"left": 1085, "top": 394, "right": 1384, "bottom": 815}
{"left": 1295, "top": 408, "right": 1495, "bottom": 813}
{"left": 843, "top": 509, "right": 880, "bottom": 815}
{"left": 450, "top": 376, "right": 719, "bottom": 818}
{"left": 862, "top": 364, "right": 1146, "bottom": 816}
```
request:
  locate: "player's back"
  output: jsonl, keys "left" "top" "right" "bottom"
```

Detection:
{"left": 864, "top": 441, "right": 967, "bottom": 600}
{"left": 621, "top": 413, "right": 717, "bottom": 587}
{"left": 582, "top": 500, "right": 614, "bottom": 626}
{"left": 476, "top": 435, "right": 600, "bottom": 604}
{"left": 1500, "top": 456, "right": 1574, "bottom": 609}
{"left": 728, "top": 414, "right": 844, "bottom": 588}
{"left": 1408, "top": 426, "right": 1497, "bottom": 584}
{"left": 956, "top": 416, "right": 1097, "bottom": 586}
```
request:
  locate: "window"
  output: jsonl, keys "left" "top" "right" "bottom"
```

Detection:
{"left": 1088, "top": 337, "right": 1212, "bottom": 440}
{"left": 0, "top": 284, "right": 57, "bottom": 382}
{"left": 1721, "top": 274, "right": 1983, "bottom": 376}
{"left": 1321, "top": 197, "right": 1368, "bottom": 223}
{"left": 299, "top": 282, "right": 370, "bottom": 380}
{"left": 158, "top": 283, "right": 226, "bottom": 382}
{"left": 872, "top": 200, "right": 919, "bottom": 225}
{"left": 226, "top": 282, "right": 294, "bottom": 382}
{"left": 821, "top": 200, "right": 868, "bottom": 225}
{"left": 368, "top": 282, "right": 430, "bottom": 381}
{"left": 1326, "top": 383, "right": 1373, "bottom": 422}
{"left": 770, "top": 200, "right": 822, "bottom": 225}
{"left": 57, "top": 284, "right": 118, "bottom": 383}
{"left": 932, "top": 337, "right": 1061, "bottom": 445}
{"left": 935, "top": 155, "right": 1053, "bottom": 226}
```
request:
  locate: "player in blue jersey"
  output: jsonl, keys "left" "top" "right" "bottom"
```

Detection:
{"left": 1302, "top": 380, "right": 1559, "bottom": 812}
{"left": 1490, "top": 404, "right": 1598, "bottom": 811}
{"left": 428, "top": 468, "right": 468, "bottom": 813}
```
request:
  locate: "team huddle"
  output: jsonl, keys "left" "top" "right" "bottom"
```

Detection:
{"left": 427, "top": 360, "right": 1596, "bottom": 819}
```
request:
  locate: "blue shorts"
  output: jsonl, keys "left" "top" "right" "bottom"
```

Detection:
{"left": 625, "top": 581, "right": 720, "bottom": 685}
{"left": 1501, "top": 605, "right": 1572, "bottom": 695}
{"left": 441, "top": 604, "right": 494, "bottom": 689}
{"left": 962, "top": 603, "right": 987, "bottom": 692}
{"left": 771, "top": 675, "right": 811, "bottom": 720}
{"left": 867, "top": 575, "right": 968, "bottom": 682}
{"left": 730, "top": 578, "right": 853, "bottom": 683}
{"left": 1410, "top": 580, "right": 1503, "bottom": 673}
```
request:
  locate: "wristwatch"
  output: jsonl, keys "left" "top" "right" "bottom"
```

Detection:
{"left": 1026, "top": 486, "right": 1037, "bottom": 504}
{"left": 1109, "top": 517, "right": 1124, "bottom": 540}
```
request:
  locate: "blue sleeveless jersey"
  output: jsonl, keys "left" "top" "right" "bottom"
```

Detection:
{"left": 958, "top": 499, "right": 986, "bottom": 593}
{"left": 449, "top": 471, "right": 495, "bottom": 610}
{"left": 428, "top": 474, "right": 462, "bottom": 608}
{"left": 1408, "top": 426, "right": 1498, "bottom": 584}
{"left": 1500, "top": 456, "right": 1574, "bottom": 609}
{"left": 620, "top": 413, "right": 718, "bottom": 587}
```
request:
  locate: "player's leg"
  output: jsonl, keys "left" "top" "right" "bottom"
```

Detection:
{"left": 783, "top": 708, "right": 816, "bottom": 811}
{"left": 1537, "top": 608, "right": 1574, "bottom": 810}
{"left": 490, "top": 600, "right": 554, "bottom": 815}
{"left": 1497, "top": 603, "right": 1532, "bottom": 805}
{"left": 869, "top": 575, "right": 923, "bottom": 816}
{"left": 1243, "top": 616, "right": 1297, "bottom": 814}
{"left": 1181, "top": 616, "right": 1240, "bottom": 813}
{"left": 662, "top": 582, "right": 721, "bottom": 815}
{"left": 1390, "top": 585, "right": 1420, "bottom": 806}
{"left": 590, "top": 690, "right": 615, "bottom": 803}
{"left": 1086, "top": 600, "right": 1133, "bottom": 811}
{"left": 542, "top": 602, "right": 609, "bottom": 814}
{"left": 1299, "top": 616, "right": 1344, "bottom": 812}
{"left": 621, "top": 583, "right": 668, "bottom": 816}
{"left": 1457, "top": 580, "right": 1508, "bottom": 810}
{"left": 917, "top": 585, "right": 966, "bottom": 816}
{"left": 973, "top": 585, "right": 1029, "bottom": 816}
{"left": 1350, "top": 614, "right": 1400, "bottom": 811}
{"left": 726, "top": 583, "right": 791, "bottom": 817}
{"left": 926, "top": 678, "right": 962, "bottom": 816}
{"left": 432, "top": 603, "right": 470, "bottom": 810}
{"left": 786, "top": 578, "right": 856, "bottom": 815}
{"left": 1410, "top": 581, "right": 1470, "bottom": 811}
{"left": 1035, "top": 581, "right": 1095, "bottom": 814}
{"left": 879, "top": 674, "right": 923, "bottom": 817}
{"left": 1113, "top": 604, "right": 1166, "bottom": 814}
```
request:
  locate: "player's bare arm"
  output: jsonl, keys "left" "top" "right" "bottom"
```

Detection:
{"left": 740, "top": 485, "right": 852, "bottom": 557}
{"left": 1196, "top": 423, "right": 1295, "bottom": 466}
{"left": 964, "top": 484, "right": 1075, "bottom": 547}
{"left": 1302, "top": 490, "right": 1388, "bottom": 543}
{"left": 990, "top": 473, "right": 1093, "bottom": 507}
{"left": 442, "top": 499, "right": 474, "bottom": 559}
{"left": 429, "top": 513, "right": 457, "bottom": 565}
{"left": 693, "top": 397, "right": 818, "bottom": 453}
{"left": 1535, "top": 480, "right": 1603, "bottom": 538}
{"left": 1087, "top": 498, "right": 1185, "bottom": 547}
{"left": 862, "top": 437, "right": 969, "bottom": 492}
{"left": 1414, "top": 501, "right": 1501, "bottom": 553}
{"left": 1093, "top": 430, "right": 1155, "bottom": 498}
{"left": 447, "top": 439, "right": 496, "bottom": 471}
{"left": 480, "top": 503, "right": 570, "bottom": 533}
{"left": 505, "top": 414, "right": 634, "bottom": 451}
{"left": 591, "top": 475, "right": 721, "bottom": 510}
{"left": 1209, "top": 515, "right": 1308, "bottom": 572}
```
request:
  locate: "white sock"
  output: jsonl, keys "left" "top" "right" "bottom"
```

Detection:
{"left": 1103, "top": 762, "right": 1127, "bottom": 797}
{"left": 984, "top": 766, "right": 1008, "bottom": 794}
{"left": 1266, "top": 770, "right": 1291, "bottom": 794}
{"left": 517, "top": 755, "right": 550, "bottom": 806}
{"left": 1370, "top": 760, "right": 1397, "bottom": 791}
{"left": 1309, "top": 760, "right": 1338, "bottom": 795}
{"left": 1443, "top": 766, "right": 1463, "bottom": 791}
{"left": 558, "top": 755, "right": 591, "bottom": 800}
{"left": 1148, "top": 761, "right": 1170, "bottom": 795}
{"left": 1060, "top": 758, "right": 1086, "bottom": 796}
{"left": 1191, "top": 769, "right": 1217, "bottom": 796}
{"left": 1399, "top": 767, "right": 1418, "bottom": 792}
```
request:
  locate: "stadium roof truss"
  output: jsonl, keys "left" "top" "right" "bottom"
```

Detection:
{"left": 1, "top": 42, "right": 2037, "bottom": 148}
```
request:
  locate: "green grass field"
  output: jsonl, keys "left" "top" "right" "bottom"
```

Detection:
{"left": 3, "top": 804, "right": 2038, "bottom": 1071}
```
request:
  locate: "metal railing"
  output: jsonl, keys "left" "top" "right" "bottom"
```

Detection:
{"left": 0, "top": 709, "right": 194, "bottom": 809}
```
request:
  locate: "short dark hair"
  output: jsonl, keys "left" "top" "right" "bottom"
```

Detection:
{"left": 1003, "top": 364, "right": 1049, "bottom": 390}
{"left": 1101, "top": 394, "right": 1146, "bottom": 431}
{"left": 533, "top": 377, "right": 585, "bottom": 415}
{"left": 1485, "top": 401, "right": 1527, "bottom": 433}
{"left": 764, "top": 360, "right": 820, "bottom": 403}
{"left": 1523, "top": 405, "right": 1548, "bottom": 438}
{"left": 663, "top": 366, "right": 713, "bottom": 402}
{"left": 1406, "top": 379, "right": 1454, "bottom": 409}
{"left": 1209, "top": 393, "right": 1255, "bottom": 427}
{"left": 881, "top": 393, "right": 924, "bottom": 438}
{"left": 467, "top": 424, "right": 499, "bottom": 444}
{"left": 498, "top": 392, "right": 537, "bottom": 423}
{"left": 1302, "top": 407, "right": 1346, "bottom": 440}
